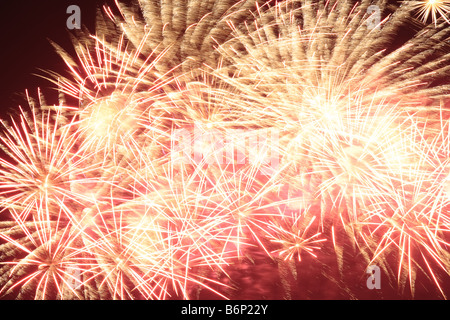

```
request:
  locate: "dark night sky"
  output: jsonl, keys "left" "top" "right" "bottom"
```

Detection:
{"left": 0, "top": 1, "right": 122, "bottom": 117}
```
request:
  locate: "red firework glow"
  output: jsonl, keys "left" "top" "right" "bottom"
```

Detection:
{"left": 0, "top": 0, "right": 449, "bottom": 300}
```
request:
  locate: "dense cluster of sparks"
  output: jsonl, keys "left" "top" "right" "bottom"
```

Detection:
{"left": 412, "top": 0, "right": 450, "bottom": 25}
{"left": 0, "top": 0, "right": 449, "bottom": 299}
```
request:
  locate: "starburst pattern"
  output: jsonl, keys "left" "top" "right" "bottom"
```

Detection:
{"left": 0, "top": 0, "right": 449, "bottom": 299}
{"left": 410, "top": 0, "right": 450, "bottom": 25}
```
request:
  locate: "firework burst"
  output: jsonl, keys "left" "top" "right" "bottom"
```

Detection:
{"left": 0, "top": 0, "right": 449, "bottom": 299}
{"left": 410, "top": 0, "right": 450, "bottom": 25}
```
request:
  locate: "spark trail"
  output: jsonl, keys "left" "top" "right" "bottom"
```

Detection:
{"left": 0, "top": 0, "right": 449, "bottom": 299}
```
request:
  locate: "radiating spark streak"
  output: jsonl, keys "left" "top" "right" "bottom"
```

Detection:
{"left": 0, "top": 0, "right": 449, "bottom": 300}
{"left": 411, "top": 0, "right": 450, "bottom": 25}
